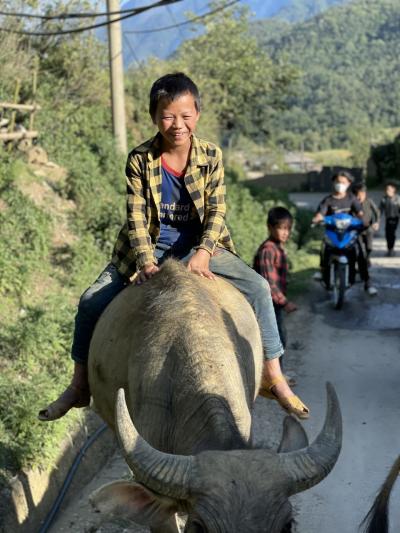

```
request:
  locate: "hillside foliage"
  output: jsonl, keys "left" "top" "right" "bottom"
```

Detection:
{"left": 256, "top": 0, "right": 400, "bottom": 159}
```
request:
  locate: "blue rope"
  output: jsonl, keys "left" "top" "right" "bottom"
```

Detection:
{"left": 38, "top": 422, "right": 109, "bottom": 533}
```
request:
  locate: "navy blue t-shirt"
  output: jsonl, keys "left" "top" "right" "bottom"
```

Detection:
{"left": 158, "top": 158, "right": 202, "bottom": 250}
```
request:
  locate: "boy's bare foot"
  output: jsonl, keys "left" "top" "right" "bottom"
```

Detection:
{"left": 38, "top": 386, "right": 90, "bottom": 421}
{"left": 38, "top": 363, "right": 90, "bottom": 421}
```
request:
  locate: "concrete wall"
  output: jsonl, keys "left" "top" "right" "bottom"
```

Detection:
{"left": 247, "top": 172, "right": 311, "bottom": 192}
{"left": 247, "top": 166, "right": 364, "bottom": 192}
{"left": 0, "top": 412, "right": 116, "bottom": 533}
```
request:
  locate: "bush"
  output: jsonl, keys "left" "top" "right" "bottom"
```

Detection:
{"left": 0, "top": 158, "right": 50, "bottom": 296}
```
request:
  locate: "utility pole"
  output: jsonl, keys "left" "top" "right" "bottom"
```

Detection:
{"left": 107, "top": 0, "right": 127, "bottom": 154}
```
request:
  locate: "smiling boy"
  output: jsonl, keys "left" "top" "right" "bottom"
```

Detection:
{"left": 39, "top": 73, "right": 308, "bottom": 421}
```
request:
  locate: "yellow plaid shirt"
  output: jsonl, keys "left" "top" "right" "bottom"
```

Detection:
{"left": 111, "top": 133, "right": 235, "bottom": 278}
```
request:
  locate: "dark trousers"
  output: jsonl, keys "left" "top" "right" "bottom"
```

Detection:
{"left": 360, "top": 229, "right": 373, "bottom": 258}
{"left": 385, "top": 217, "right": 399, "bottom": 251}
{"left": 320, "top": 242, "right": 369, "bottom": 286}
{"left": 356, "top": 238, "right": 370, "bottom": 284}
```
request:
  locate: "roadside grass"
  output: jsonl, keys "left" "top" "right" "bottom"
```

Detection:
{"left": 287, "top": 239, "right": 320, "bottom": 298}
{"left": 287, "top": 208, "right": 321, "bottom": 298}
{"left": 0, "top": 155, "right": 109, "bottom": 488}
{"left": 305, "top": 149, "right": 353, "bottom": 166}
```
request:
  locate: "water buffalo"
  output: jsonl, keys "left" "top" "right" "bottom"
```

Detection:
{"left": 88, "top": 259, "right": 342, "bottom": 532}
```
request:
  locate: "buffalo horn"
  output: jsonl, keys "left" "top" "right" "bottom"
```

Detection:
{"left": 115, "top": 388, "right": 194, "bottom": 499}
{"left": 280, "top": 382, "right": 342, "bottom": 493}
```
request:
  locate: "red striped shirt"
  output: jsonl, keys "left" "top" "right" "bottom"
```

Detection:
{"left": 253, "top": 238, "right": 288, "bottom": 307}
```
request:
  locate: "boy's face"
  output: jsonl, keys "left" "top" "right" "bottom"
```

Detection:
{"left": 386, "top": 185, "right": 396, "bottom": 197}
{"left": 153, "top": 92, "right": 200, "bottom": 150}
{"left": 269, "top": 220, "right": 292, "bottom": 244}
{"left": 333, "top": 175, "right": 351, "bottom": 194}
{"left": 356, "top": 190, "right": 366, "bottom": 202}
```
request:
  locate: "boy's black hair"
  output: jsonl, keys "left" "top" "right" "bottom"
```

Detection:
{"left": 352, "top": 181, "right": 367, "bottom": 194}
{"left": 331, "top": 170, "right": 354, "bottom": 183}
{"left": 267, "top": 206, "right": 293, "bottom": 227}
{"left": 149, "top": 72, "right": 201, "bottom": 119}
{"left": 385, "top": 180, "right": 398, "bottom": 190}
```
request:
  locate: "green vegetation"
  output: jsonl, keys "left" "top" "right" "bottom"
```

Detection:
{"left": 122, "top": 2, "right": 298, "bottom": 146}
{"left": 273, "top": 0, "right": 352, "bottom": 22}
{"left": 370, "top": 133, "right": 400, "bottom": 184}
{"left": 305, "top": 149, "right": 352, "bottom": 167}
{"left": 256, "top": 0, "right": 400, "bottom": 162}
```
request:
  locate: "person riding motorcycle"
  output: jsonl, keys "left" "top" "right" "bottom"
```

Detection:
{"left": 312, "top": 171, "right": 377, "bottom": 295}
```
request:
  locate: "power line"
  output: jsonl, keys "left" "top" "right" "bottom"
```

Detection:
{"left": 121, "top": 0, "right": 239, "bottom": 65}
{"left": 166, "top": 4, "right": 185, "bottom": 40}
{"left": 0, "top": 0, "right": 183, "bottom": 36}
{"left": 122, "top": 32, "right": 140, "bottom": 66}
{"left": 124, "top": 0, "right": 239, "bottom": 34}
{"left": 0, "top": 1, "right": 181, "bottom": 20}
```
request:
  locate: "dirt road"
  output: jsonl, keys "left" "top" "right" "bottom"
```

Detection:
{"left": 49, "top": 226, "right": 400, "bottom": 532}
{"left": 289, "top": 234, "right": 400, "bottom": 532}
{"left": 289, "top": 192, "right": 400, "bottom": 532}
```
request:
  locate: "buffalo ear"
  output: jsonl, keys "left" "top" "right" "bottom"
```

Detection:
{"left": 90, "top": 480, "right": 180, "bottom": 526}
{"left": 278, "top": 416, "right": 309, "bottom": 453}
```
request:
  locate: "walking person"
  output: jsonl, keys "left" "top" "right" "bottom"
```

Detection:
{"left": 351, "top": 181, "right": 378, "bottom": 295}
{"left": 379, "top": 181, "right": 400, "bottom": 257}
{"left": 352, "top": 181, "right": 380, "bottom": 266}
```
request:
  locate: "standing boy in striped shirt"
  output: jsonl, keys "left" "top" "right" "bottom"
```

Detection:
{"left": 254, "top": 207, "right": 297, "bottom": 368}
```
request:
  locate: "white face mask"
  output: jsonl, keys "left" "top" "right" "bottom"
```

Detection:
{"left": 334, "top": 182, "right": 348, "bottom": 194}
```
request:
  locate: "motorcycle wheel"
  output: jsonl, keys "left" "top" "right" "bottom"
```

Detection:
{"left": 333, "top": 263, "right": 346, "bottom": 310}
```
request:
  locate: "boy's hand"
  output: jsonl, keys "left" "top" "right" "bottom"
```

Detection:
{"left": 135, "top": 263, "right": 160, "bottom": 285}
{"left": 312, "top": 213, "right": 323, "bottom": 224}
{"left": 284, "top": 301, "right": 297, "bottom": 313}
{"left": 187, "top": 249, "right": 215, "bottom": 280}
{"left": 372, "top": 223, "right": 379, "bottom": 231}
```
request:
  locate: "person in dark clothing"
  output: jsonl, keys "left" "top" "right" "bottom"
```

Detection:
{"left": 352, "top": 182, "right": 380, "bottom": 265}
{"left": 313, "top": 172, "right": 362, "bottom": 222}
{"left": 379, "top": 182, "right": 400, "bottom": 257}
{"left": 312, "top": 172, "right": 377, "bottom": 295}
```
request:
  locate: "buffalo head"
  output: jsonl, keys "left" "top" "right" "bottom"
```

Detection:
{"left": 91, "top": 383, "right": 341, "bottom": 532}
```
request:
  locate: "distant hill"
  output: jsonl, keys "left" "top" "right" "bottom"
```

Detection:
{"left": 272, "top": 0, "right": 352, "bottom": 22}
{"left": 117, "top": 0, "right": 350, "bottom": 63}
{"left": 256, "top": 0, "right": 400, "bottom": 149}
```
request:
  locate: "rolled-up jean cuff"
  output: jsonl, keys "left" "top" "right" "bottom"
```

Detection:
{"left": 264, "top": 347, "right": 284, "bottom": 361}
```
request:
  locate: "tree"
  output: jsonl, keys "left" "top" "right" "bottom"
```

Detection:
{"left": 174, "top": 1, "right": 298, "bottom": 144}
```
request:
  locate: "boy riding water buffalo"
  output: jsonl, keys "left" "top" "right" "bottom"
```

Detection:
{"left": 39, "top": 73, "right": 309, "bottom": 422}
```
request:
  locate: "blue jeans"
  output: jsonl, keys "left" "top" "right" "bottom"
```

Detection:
{"left": 273, "top": 304, "right": 287, "bottom": 370}
{"left": 71, "top": 246, "right": 283, "bottom": 363}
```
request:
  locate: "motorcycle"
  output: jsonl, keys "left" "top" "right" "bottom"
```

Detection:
{"left": 317, "top": 213, "right": 364, "bottom": 309}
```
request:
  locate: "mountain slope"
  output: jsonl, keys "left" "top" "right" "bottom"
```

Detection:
{"left": 273, "top": 0, "right": 352, "bottom": 21}
{"left": 257, "top": 0, "right": 400, "bottom": 149}
{"left": 118, "top": 0, "right": 350, "bottom": 63}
